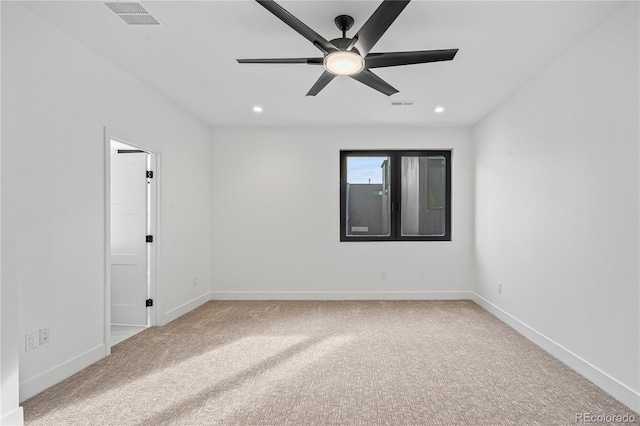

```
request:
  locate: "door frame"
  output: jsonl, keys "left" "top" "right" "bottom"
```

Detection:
{"left": 104, "top": 129, "right": 160, "bottom": 355}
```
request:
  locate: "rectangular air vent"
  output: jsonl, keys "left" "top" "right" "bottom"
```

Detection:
{"left": 119, "top": 14, "right": 160, "bottom": 25}
{"left": 104, "top": 2, "right": 147, "bottom": 14}
{"left": 391, "top": 100, "right": 415, "bottom": 106}
{"left": 104, "top": 2, "right": 160, "bottom": 26}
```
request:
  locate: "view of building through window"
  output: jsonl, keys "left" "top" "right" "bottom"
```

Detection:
{"left": 346, "top": 156, "right": 391, "bottom": 237}
{"left": 341, "top": 151, "right": 451, "bottom": 241}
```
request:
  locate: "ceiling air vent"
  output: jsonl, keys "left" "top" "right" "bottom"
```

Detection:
{"left": 104, "top": 2, "right": 160, "bottom": 26}
{"left": 390, "top": 100, "right": 415, "bottom": 106}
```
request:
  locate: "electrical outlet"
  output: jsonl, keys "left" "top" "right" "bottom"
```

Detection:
{"left": 498, "top": 283, "right": 503, "bottom": 294}
{"left": 25, "top": 331, "right": 39, "bottom": 351}
{"left": 381, "top": 271, "right": 388, "bottom": 281}
{"left": 193, "top": 276, "right": 199, "bottom": 287}
{"left": 40, "top": 327, "right": 50, "bottom": 345}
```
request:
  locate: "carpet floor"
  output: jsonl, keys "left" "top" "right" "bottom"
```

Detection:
{"left": 23, "top": 300, "right": 638, "bottom": 425}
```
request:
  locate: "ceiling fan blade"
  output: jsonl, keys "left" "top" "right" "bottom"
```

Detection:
{"left": 237, "top": 58, "right": 323, "bottom": 65}
{"left": 306, "top": 71, "right": 336, "bottom": 96}
{"left": 348, "top": 0, "right": 410, "bottom": 56}
{"left": 256, "top": 0, "right": 338, "bottom": 54}
{"left": 350, "top": 69, "right": 398, "bottom": 96}
{"left": 365, "top": 49, "right": 458, "bottom": 69}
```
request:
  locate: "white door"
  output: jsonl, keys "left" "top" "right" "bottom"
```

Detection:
{"left": 111, "top": 148, "right": 148, "bottom": 326}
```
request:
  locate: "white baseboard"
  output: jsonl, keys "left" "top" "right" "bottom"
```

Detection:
{"left": 19, "top": 344, "right": 105, "bottom": 403}
{"left": 209, "top": 290, "right": 473, "bottom": 301}
{"left": 472, "top": 292, "right": 640, "bottom": 413}
{"left": 160, "top": 292, "right": 211, "bottom": 325}
{"left": 1, "top": 406, "right": 24, "bottom": 426}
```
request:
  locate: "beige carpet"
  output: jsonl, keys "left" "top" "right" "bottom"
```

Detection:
{"left": 23, "top": 300, "right": 638, "bottom": 425}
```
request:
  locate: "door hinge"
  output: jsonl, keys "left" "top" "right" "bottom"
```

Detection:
{"left": 146, "top": 235, "right": 153, "bottom": 243}
{"left": 146, "top": 170, "right": 154, "bottom": 179}
{"left": 146, "top": 299, "right": 153, "bottom": 307}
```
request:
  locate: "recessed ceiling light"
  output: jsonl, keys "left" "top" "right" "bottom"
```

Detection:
{"left": 434, "top": 106, "right": 445, "bottom": 113}
{"left": 253, "top": 106, "right": 263, "bottom": 113}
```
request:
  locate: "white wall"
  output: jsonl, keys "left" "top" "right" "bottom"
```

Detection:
{"left": 210, "top": 126, "right": 474, "bottom": 299}
{"left": 0, "top": 130, "right": 23, "bottom": 425}
{"left": 1, "top": 2, "right": 211, "bottom": 404}
{"left": 1, "top": 3, "right": 25, "bottom": 422}
{"left": 473, "top": 2, "right": 639, "bottom": 411}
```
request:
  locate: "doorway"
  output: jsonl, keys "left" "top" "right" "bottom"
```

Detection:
{"left": 108, "top": 138, "right": 157, "bottom": 347}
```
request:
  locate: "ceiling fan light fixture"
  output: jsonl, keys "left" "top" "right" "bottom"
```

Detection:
{"left": 324, "top": 51, "right": 364, "bottom": 76}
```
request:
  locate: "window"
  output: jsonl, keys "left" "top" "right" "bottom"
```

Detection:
{"left": 340, "top": 150, "right": 451, "bottom": 241}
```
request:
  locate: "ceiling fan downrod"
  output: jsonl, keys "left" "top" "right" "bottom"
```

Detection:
{"left": 334, "top": 15, "right": 354, "bottom": 39}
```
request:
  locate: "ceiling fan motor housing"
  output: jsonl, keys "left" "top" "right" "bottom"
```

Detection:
{"left": 329, "top": 37, "right": 360, "bottom": 54}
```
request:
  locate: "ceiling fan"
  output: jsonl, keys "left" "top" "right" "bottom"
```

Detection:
{"left": 237, "top": 0, "right": 458, "bottom": 96}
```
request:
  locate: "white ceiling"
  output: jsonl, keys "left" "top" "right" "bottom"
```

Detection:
{"left": 22, "top": 1, "right": 624, "bottom": 127}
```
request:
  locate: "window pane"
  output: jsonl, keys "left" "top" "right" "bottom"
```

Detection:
{"left": 401, "top": 156, "right": 446, "bottom": 236}
{"left": 346, "top": 156, "right": 391, "bottom": 237}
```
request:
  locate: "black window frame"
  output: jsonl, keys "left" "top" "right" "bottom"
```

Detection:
{"left": 340, "top": 150, "right": 452, "bottom": 242}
